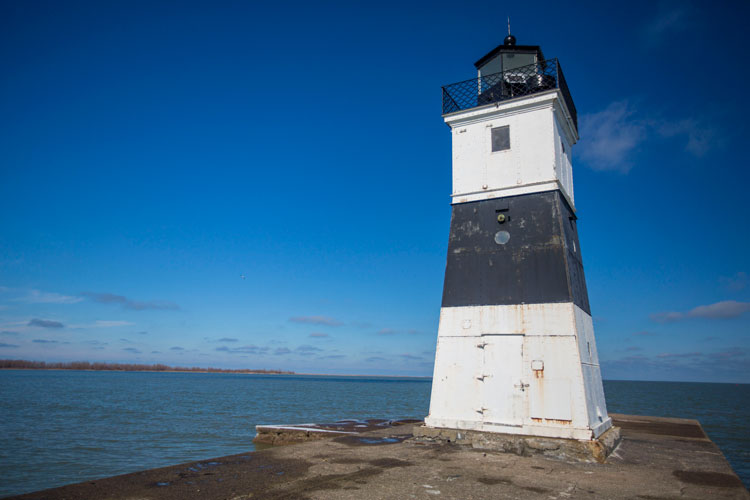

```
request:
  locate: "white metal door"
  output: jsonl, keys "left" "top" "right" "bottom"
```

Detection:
{"left": 481, "top": 335, "right": 524, "bottom": 426}
{"left": 429, "top": 336, "right": 484, "bottom": 423}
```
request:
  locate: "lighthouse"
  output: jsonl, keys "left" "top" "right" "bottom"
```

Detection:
{"left": 424, "top": 34, "right": 612, "bottom": 442}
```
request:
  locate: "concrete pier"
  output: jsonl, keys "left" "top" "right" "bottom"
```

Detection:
{"left": 254, "top": 419, "right": 423, "bottom": 446}
{"left": 10, "top": 414, "right": 749, "bottom": 499}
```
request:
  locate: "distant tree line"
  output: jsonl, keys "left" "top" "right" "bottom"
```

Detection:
{"left": 0, "top": 359, "right": 294, "bottom": 374}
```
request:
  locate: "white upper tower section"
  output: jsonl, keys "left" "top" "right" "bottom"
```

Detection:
{"left": 441, "top": 37, "right": 579, "bottom": 208}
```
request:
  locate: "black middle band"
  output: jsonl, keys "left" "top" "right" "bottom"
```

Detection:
{"left": 441, "top": 190, "right": 590, "bottom": 314}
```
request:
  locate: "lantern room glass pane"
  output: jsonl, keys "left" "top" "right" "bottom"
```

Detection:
{"left": 502, "top": 52, "right": 536, "bottom": 71}
{"left": 479, "top": 55, "right": 503, "bottom": 78}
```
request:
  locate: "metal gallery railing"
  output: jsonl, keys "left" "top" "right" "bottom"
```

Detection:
{"left": 441, "top": 58, "right": 577, "bottom": 129}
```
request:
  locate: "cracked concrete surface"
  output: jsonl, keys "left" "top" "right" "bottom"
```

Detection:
{"left": 9, "top": 414, "right": 748, "bottom": 499}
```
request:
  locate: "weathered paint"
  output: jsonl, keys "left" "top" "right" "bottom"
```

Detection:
{"left": 441, "top": 190, "right": 590, "bottom": 314}
{"left": 427, "top": 47, "right": 609, "bottom": 442}
{"left": 428, "top": 336, "right": 484, "bottom": 424}
{"left": 425, "top": 303, "right": 611, "bottom": 440}
{"left": 446, "top": 91, "right": 577, "bottom": 207}
{"left": 480, "top": 335, "right": 524, "bottom": 426}
{"left": 528, "top": 338, "right": 575, "bottom": 421}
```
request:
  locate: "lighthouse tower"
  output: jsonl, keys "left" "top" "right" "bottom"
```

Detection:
{"left": 424, "top": 34, "right": 611, "bottom": 441}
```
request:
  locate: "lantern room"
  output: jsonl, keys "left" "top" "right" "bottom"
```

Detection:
{"left": 475, "top": 34, "right": 544, "bottom": 79}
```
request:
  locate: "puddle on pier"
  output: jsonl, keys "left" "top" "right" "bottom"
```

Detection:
{"left": 333, "top": 435, "right": 409, "bottom": 446}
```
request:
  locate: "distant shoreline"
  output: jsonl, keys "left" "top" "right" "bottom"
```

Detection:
{"left": 0, "top": 368, "right": 296, "bottom": 375}
{"left": 0, "top": 359, "right": 433, "bottom": 379}
{"left": 0, "top": 359, "right": 293, "bottom": 375}
{"left": 0, "top": 367, "right": 432, "bottom": 379}
{"left": 294, "top": 372, "right": 432, "bottom": 380}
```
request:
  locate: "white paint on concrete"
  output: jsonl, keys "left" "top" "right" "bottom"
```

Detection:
{"left": 428, "top": 336, "right": 483, "bottom": 424}
{"left": 481, "top": 335, "right": 524, "bottom": 426}
{"left": 425, "top": 303, "right": 612, "bottom": 440}
{"left": 445, "top": 90, "right": 577, "bottom": 208}
{"left": 450, "top": 181, "right": 569, "bottom": 206}
{"left": 436, "top": 302, "right": 579, "bottom": 337}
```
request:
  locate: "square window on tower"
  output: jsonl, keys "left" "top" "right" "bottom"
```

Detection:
{"left": 491, "top": 126, "right": 510, "bottom": 152}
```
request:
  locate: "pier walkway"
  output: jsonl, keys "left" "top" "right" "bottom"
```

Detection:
{"left": 11, "top": 414, "right": 749, "bottom": 499}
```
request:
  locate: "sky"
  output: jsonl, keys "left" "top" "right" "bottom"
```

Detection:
{"left": 1, "top": 0, "right": 748, "bottom": 382}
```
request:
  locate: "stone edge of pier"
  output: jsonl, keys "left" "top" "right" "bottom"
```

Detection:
{"left": 412, "top": 423, "right": 621, "bottom": 463}
{"left": 253, "top": 418, "right": 423, "bottom": 446}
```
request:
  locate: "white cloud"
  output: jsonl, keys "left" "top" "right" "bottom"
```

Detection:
{"left": 0, "top": 286, "right": 82, "bottom": 305}
{"left": 577, "top": 101, "right": 720, "bottom": 173}
{"left": 68, "top": 320, "right": 134, "bottom": 329}
{"left": 577, "top": 101, "right": 646, "bottom": 173}
{"left": 82, "top": 292, "right": 179, "bottom": 311}
{"left": 603, "top": 347, "right": 749, "bottom": 383}
{"left": 657, "top": 119, "right": 715, "bottom": 157}
{"left": 651, "top": 300, "right": 750, "bottom": 323}
{"left": 0, "top": 321, "right": 32, "bottom": 334}
{"left": 688, "top": 301, "right": 750, "bottom": 320}
{"left": 288, "top": 315, "right": 343, "bottom": 326}
{"left": 18, "top": 289, "right": 84, "bottom": 304}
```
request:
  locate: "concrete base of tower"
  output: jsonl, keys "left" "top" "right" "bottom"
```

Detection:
{"left": 413, "top": 423, "right": 621, "bottom": 463}
{"left": 423, "top": 415, "right": 612, "bottom": 441}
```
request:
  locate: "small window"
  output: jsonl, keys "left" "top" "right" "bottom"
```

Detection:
{"left": 494, "top": 230, "right": 510, "bottom": 245}
{"left": 491, "top": 126, "right": 510, "bottom": 152}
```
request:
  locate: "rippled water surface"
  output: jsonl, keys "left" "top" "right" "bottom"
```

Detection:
{"left": 0, "top": 370, "right": 747, "bottom": 496}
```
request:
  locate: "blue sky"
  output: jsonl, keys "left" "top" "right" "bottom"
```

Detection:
{"left": 1, "top": 0, "right": 748, "bottom": 382}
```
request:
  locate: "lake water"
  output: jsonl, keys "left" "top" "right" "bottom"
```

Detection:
{"left": 0, "top": 370, "right": 747, "bottom": 497}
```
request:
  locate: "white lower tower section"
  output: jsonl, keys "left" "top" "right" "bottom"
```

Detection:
{"left": 425, "top": 303, "right": 611, "bottom": 440}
